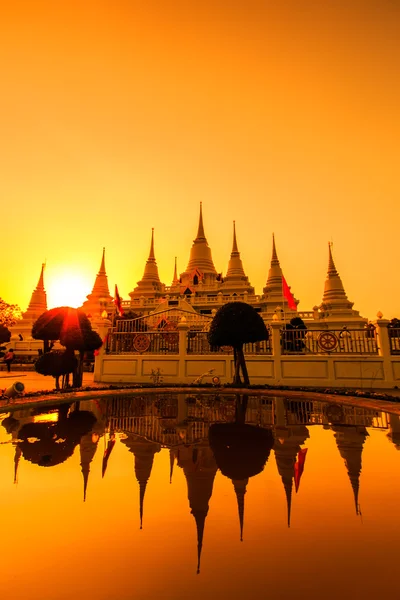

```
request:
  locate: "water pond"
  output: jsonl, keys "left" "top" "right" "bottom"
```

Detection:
{"left": 0, "top": 392, "right": 399, "bottom": 599}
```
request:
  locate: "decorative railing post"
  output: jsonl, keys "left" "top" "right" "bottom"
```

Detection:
{"left": 270, "top": 321, "right": 282, "bottom": 383}
{"left": 177, "top": 319, "right": 189, "bottom": 382}
{"left": 374, "top": 318, "right": 393, "bottom": 385}
{"left": 92, "top": 317, "right": 112, "bottom": 382}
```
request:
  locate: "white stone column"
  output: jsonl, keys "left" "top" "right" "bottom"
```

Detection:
{"left": 374, "top": 319, "right": 393, "bottom": 386}
{"left": 177, "top": 321, "right": 189, "bottom": 383}
{"left": 270, "top": 321, "right": 282, "bottom": 383}
{"left": 92, "top": 317, "right": 111, "bottom": 382}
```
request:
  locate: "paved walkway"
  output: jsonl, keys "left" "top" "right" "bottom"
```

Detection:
{"left": 0, "top": 371, "right": 96, "bottom": 393}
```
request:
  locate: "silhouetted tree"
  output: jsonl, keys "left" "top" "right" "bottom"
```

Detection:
{"left": 0, "top": 298, "right": 22, "bottom": 328}
{"left": 0, "top": 324, "right": 11, "bottom": 344}
{"left": 35, "top": 350, "right": 78, "bottom": 390}
{"left": 207, "top": 302, "right": 268, "bottom": 385}
{"left": 32, "top": 307, "right": 102, "bottom": 388}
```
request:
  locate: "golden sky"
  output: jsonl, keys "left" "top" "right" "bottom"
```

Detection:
{"left": 1, "top": 0, "right": 399, "bottom": 319}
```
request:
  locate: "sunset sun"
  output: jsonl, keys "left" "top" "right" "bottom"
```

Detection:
{"left": 47, "top": 270, "right": 92, "bottom": 309}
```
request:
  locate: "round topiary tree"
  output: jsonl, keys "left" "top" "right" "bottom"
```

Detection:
{"left": 32, "top": 307, "right": 102, "bottom": 388}
{"left": 207, "top": 302, "right": 268, "bottom": 385}
{"left": 35, "top": 350, "right": 78, "bottom": 390}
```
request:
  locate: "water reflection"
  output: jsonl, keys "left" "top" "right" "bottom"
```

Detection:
{"left": 0, "top": 392, "right": 398, "bottom": 592}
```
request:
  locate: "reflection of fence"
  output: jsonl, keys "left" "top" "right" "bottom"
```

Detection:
{"left": 389, "top": 328, "right": 400, "bottom": 354}
{"left": 282, "top": 329, "right": 378, "bottom": 355}
{"left": 104, "top": 395, "right": 389, "bottom": 448}
{"left": 284, "top": 400, "right": 389, "bottom": 429}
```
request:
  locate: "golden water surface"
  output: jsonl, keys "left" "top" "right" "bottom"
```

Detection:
{"left": 0, "top": 393, "right": 398, "bottom": 600}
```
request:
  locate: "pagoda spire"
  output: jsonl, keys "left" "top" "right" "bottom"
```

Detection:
{"left": 319, "top": 243, "right": 358, "bottom": 318}
{"left": 224, "top": 221, "right": 249, "bottom": 283}
{"left": 262, "top": 234, "right": 297, "bottom": 312}
{"left": 25, "top": 263, "right": 48, "bottom": 317}
{"left": 169, "top": 449, "right": 175, "bottom": 484}
{"left": 172, "top": 257, "right": 179, "bottom": 286}
{"left": 99, "top": 247, "right": 106, "bottom": 273}
{"left": 273, "top": 425, "right": 310, "bottom": 527}
{"left": 120, "top": 435, "right": 161, "bottom": 529}
{"left": 271, "top": 233, "right": 279, "bottom": 263}
{"left": 149, "top": 228, "right": 155, "bottom": 260}
{"left": 182, "top": 203, "right": 217, "bottom": 278}
{"left": 130, "top": 229, "right": 165, "bottom": 299}
{"left": 197, "top": 202, "right": 205, "bottom": 239}
{"left": 333, "top": 425, "right": 368, "bottom": 515}
{"left": 232, "top": 478, "right": 248, "bottom": 541}
{"left": 177, "top": 444, "right": 218, "bottom": 574}
{"left": 80, "top": 432, "right": 99, "bottom": 502}
{"left": 36, "top": 263, "right": 45, "bottom": 291}
{"left": 232, "top": 220, "right": 239, "bottom": 253}
{"left": 81, "top": 248, "right": 113, "bottom": 317}
{"left": 14, "top": 445, "right": 22, "bottom": 484}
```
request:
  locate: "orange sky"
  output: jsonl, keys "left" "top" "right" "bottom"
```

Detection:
{"left": 1, "top": 0, "right": 399, "bottom": 319}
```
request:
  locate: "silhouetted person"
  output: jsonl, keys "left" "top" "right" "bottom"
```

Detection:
{"left": 3, "top": 349, "right": 15, "bottom": 372}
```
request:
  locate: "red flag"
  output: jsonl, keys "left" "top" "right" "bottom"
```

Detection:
{"left": 282, "top": 276, "right": 297, "bottom": 311}
{"left": 114, "top": 284, "right": 124, "bottom": 316}
{"left": 294, "top": 448, "right": 308, "bottom": 493}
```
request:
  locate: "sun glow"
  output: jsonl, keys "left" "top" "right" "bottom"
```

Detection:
{"left": 47, "top": 270, "right": 92, "bottom": 309}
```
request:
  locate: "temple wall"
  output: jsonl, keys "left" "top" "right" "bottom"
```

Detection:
{"left": 93, "top": 319, "right": 400, "bottom": 390}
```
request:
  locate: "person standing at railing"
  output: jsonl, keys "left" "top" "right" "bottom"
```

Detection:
{"left": 339, "top": 326, "right": 352, "bottom": 352}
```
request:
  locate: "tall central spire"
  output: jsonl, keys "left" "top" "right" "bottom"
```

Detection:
{"left": 197, "top": 202, "right": 206, "bottom": 239}
{"left": 183, "top": 203, "right": 217, "bottom": 277}
{"left": 224, "top": 221, "right": 249, "bottom": 283}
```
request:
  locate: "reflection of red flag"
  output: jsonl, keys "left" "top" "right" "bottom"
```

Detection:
{"left": 282, "top": 276, "right": 297, "bottom": 311}
{"left": 114, "top": 284, "right": 124, "bottom": 316}
{"left": 294, "top": 448, "right": 308, "bottom": 493}
{"left": 102, "top": 434, "right": 116, "bottom": 478}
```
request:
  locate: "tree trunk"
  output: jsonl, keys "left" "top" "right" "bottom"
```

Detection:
{"left": 235, "top": 394, "right": 248, "bottom": 425}
{"left": 233, "top": 347, "right": 242, "bottom": 385}
{"left": 237, "top": 345, "right": 250, "bottom": 385}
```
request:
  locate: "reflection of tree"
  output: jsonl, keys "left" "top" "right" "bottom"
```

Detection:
{"left": 17, "top": 408, "right": 96, "bottom": 468}
{"left": 209, "top": 395, "right": 274, "bottom": 540}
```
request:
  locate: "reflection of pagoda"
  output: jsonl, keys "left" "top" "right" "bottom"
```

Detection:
{"left": 175, "top": 443, "right": 218, "bottom": 574}
{"left": 273, "top": 425, "right": 309, "bottom": 527}
{"left": 333, "top": 426, "right": 368, "bottom": 515}
{"left": 121, "top": 434, "right": 161, "bottom": 528}
{"left": 387, "top": 414, "right": 400, "bottom": 450}
{"left": 80, "top": 433, "right": 100, "bottom": 502}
